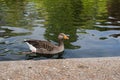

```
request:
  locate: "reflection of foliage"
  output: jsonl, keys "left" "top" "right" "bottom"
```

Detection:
{"left": 43, "top": 0, "right": 82, "bottom": 49}
{"left": 0, "top": 0, "right": 26, "bottom": 26}
{"left": 43, "top": 0, "right": 82, "bottom": 40}
{"left": 80, "top": 0, "right": 107, "bottom": 28}
{"left": 0, "top": 0, "right": 40, "bottom": 29}
{"left": 81, "top": 0, "right": 107, "bottom": 19}
{"left": 107, "top": 0, "right": 120, "bottom": 20}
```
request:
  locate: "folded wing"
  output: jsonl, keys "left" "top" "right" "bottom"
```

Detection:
{"left": 24, "top": 40, "right": 55, "bottom": 51}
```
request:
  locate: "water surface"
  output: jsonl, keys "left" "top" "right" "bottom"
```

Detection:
{"left": 0, "top": 0, "right": 120, "bottom": 60}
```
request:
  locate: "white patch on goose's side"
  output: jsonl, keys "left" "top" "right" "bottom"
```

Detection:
{"left": 26, "top": 42, "right": 36, "bottom": 52}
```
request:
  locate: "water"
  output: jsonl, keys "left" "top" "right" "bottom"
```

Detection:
{"left": 0, "top": 0, "right": 120, "bottom": 60}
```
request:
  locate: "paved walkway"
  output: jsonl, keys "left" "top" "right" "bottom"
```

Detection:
{"left": 0, "top": 57, "right": 120, "bottom": 80}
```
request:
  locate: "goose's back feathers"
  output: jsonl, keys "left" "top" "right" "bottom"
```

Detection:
{"left": 25, "top": 40, "right": 56, "bottom": 52}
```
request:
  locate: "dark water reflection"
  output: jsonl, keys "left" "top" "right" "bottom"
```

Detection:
{"left": 0, "top": 0, "right": 120, "bottom": 60}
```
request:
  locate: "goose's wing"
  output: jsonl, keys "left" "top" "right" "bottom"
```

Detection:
{"left": 24, "top": 40, "right": 56, "bottom": 51}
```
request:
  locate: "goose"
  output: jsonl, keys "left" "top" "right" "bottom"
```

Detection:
{"left": 24, "top": 33, "right": 69, "bottom": 54}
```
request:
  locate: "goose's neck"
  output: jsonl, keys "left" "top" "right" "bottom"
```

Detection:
{"left": 58, "top": 39, "right": 64, "bottom": 47}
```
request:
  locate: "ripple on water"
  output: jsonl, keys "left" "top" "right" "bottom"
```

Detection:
{"left": 1, "top": 26, "right": 30, "bottom": 33}
{"left": 0, "top": 37, "right": 5, "bottom": 43}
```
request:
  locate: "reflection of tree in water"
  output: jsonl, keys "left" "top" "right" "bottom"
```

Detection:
{"left": 107, "top": 0, "right": 120, "bottom": 20}
{"left": 43, "top": 0, "right": 82, "bottom": 49}
{"left": 0, "top": 0, "right": 38, "bottom": 29}
{"left": 0, "top": 0, "right": 26, "bottom": 26}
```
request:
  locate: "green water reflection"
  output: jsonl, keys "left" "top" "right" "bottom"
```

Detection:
{"left": 43, "top": 0, "right": 82, "bottom": 49}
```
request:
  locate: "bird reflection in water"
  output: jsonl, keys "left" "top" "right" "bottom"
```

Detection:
{"left": 25, "top": 51, "right": 64, "bottom": 60}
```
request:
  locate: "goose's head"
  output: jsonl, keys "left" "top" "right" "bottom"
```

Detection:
{"left": 58, "top": 33, "right": 69, "bottom": 40}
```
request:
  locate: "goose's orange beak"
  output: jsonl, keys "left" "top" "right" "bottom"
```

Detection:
{"left": 64, "top": 35, "right": 69, "bottom": 39}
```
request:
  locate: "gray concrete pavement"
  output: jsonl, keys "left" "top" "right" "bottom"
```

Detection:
{"left": 0, "top": 57, "right": 120, "bottom": 80}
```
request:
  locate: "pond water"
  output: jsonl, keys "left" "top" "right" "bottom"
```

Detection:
{"left": 0, "top": 0, "right": 120, "bottom": 60}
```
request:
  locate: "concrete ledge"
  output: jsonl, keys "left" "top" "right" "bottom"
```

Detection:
{"left": 0, "top": 57, "right": 120, "bottom": 80}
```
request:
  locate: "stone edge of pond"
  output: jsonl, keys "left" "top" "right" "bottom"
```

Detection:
{"left": 0, "top": 57, "right": 120, "bottom": 80}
